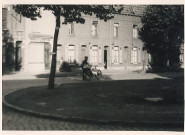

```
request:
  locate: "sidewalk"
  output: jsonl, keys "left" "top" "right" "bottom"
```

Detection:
{"left": 2, "top": 71, "right": 184, "bottom": 126}
{"left": 2, "top": 68, "right": 184, "bottom": 80}
{"left": 2, "top": 68, "right": 133, "bottom": 80}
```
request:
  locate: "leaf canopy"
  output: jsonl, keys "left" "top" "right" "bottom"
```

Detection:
{"left": 13, "top": 5, "right": 123, "bottom": 23}
{"left": 139, "top": 5, "right": 184, "bottom": 53}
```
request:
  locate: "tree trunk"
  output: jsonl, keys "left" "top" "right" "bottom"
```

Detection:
{"left": 48, "top": 15, "right": 60, "bottom": 89}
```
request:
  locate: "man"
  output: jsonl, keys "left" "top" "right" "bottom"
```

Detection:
{"left": 80, "top": 56, "right": 90, "bottom": 80}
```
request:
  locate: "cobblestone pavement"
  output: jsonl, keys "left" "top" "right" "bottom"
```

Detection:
{"left": 2, "top": 78, "right": 183, "bottom": 131}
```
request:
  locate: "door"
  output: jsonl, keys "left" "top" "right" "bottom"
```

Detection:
{"left": 104, "top": 50, "right": 107, "bottom": 69}
{"left": 15, "top": 41, "right": 22, "bottom": 71}
{"left": 81, "top": 45, "right": 86, "bottom": 63}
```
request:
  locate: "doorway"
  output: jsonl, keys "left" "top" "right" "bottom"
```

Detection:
{"left": 81, "top": 45, "right": 86, "bottom": 63}
{"left": 15, "top": 41, "right": 22, "bottom": 71}
{"left": 104, "top": 46, "right": 108, "bottom": 69}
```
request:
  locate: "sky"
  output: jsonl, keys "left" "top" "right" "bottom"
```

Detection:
{"left": 26, "top": 9, "right": 55, "bottom": 35}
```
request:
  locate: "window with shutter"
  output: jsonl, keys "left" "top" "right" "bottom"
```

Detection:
{"left": 92, "top": 45, "right": 98, "bottom": 63}
{"left": 92, "top": 21, "right": 98, "bottom": 36}
{"left": 114, "top": 23, "right": 119, "bottom": 37}
{"left": 68, "top": 45, "right": 75, "bottom": 63}
{"left": 133, "top": 25, "right": 138, "bottom": 38}
{"left": 112, "top": 46, "right": 119, "bottom": 64}
{"left": 131, "top": 47, "right": 138, "bottom": 64}
{"left": 68, "top": 23, "right": 74, "bottom": 35}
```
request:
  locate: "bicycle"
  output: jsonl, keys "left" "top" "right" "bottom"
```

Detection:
{"left": 83, "top": 65, "right": 102, "bottom": 81}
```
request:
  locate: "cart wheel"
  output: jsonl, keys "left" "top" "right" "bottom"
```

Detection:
{"left": 95, "top": 70, "right": 102, "bottom": 80}
{"left": 84, "top": 70, "right": 91, "bottom": 81}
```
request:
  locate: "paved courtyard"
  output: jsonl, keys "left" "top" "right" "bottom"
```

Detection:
{"left": 2, "top": 70, "right": 184, "bottom": 131}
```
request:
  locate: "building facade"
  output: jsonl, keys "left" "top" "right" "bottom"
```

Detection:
{"left": 57, "top": 10, "right": 149, "bottom": 70}
{"left": 3, "top": 5, "right": 183, "bottom": 72}
{"left": 2, "top": 5, "right": 53, "bottom": 73}
{"left": 2, "top": 5, "right": 26, "bottom": 71}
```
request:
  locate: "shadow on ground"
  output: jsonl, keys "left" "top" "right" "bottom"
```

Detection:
{"left": 36, "top": 68, "right": 82, "bottom": 78}
{"left": 35, "top": 69, "right": 184, "bottom": 85}
{"left": 3, "top": 76, "right": 184, "bottom": 130}
{"left": 35, "top": 68, "right": 114, "bottom": 81}
{"left": 134, "top": 68, "right": 184, "bottom": 78}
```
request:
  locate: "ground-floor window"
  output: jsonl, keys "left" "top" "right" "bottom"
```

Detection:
{"left": 131, "top": 47, "right": 138, "bottom": 64}
{"left": 92, "top": 45, "right": 98, "bottom": 63}
{"left": 68, "top": 45, "right": 75, "bottom": 63}
{"left": 112, "top": 46, "right": 119, "bottom": 64}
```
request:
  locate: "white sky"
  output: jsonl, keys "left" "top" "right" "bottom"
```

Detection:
{"left": 26, "top": 9, "right": 55, "bottom": 35}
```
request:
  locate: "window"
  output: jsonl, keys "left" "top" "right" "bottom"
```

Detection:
{"left": 92, "top": 21, "right": 98, "bottom": 36}
{"left": 133, "top": 25, "right": 138, "bottom": 38}
{"left": 2, "top": 8, "right": 8, "bottom": 29}
{"left": 68, "top": 45, "right": 75, "bottom": 63}
{"left": 114, "top": 23, "right": 119, "bottom": 37}
{"left": 180, "top": 51, "right": 184, "bottom": 63}
{"left": 112, "top": 46, "right": 119, "bottom": 64}
{"left": 92, "top": 46, "right": 98, "bottom": 63}
{"left": 131, "top": 47, "right": 138, "bottom": 64}
{"left": 68, "top": 23, "right": 74, "bottom": 35}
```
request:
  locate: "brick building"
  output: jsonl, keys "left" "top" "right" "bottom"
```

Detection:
{"left": 3, "top": 5, "right": 183, "bottom": 72}
{"left": 57, "top": 5, "right": 149, "bottom": 70}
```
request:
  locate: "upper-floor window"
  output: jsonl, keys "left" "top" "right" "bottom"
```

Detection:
{"left": 68, "top": 23, "right": 74, "bottom": 35}
{"left": 133, "top": 25, "right": 138, "bottom": 38}
{"left": 92, "top": 21, "right": 98, "bottom": 36}
{"left": 114, "top": 23, "right": 119, "bottom": 37}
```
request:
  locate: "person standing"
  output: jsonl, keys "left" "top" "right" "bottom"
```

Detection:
{"left": 80, "top": 56, "right": 90, "bottom": 80}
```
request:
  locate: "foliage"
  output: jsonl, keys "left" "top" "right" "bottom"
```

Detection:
{"left": 13, "top": 5, "right": 123, "bottom": 23}
{"left": 59, "top": 61, "right": 72, "bottom": 72}
{"left": 138, "top": 5, "right": 184, "bottom": 69}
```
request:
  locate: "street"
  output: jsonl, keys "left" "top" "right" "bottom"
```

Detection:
{"left": 2, "top": 74, "right": 184, "bottom": 131}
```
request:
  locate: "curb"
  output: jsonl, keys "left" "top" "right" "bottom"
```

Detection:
{"left": 3, "top": 88, "right": 184, "bottom": 126}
